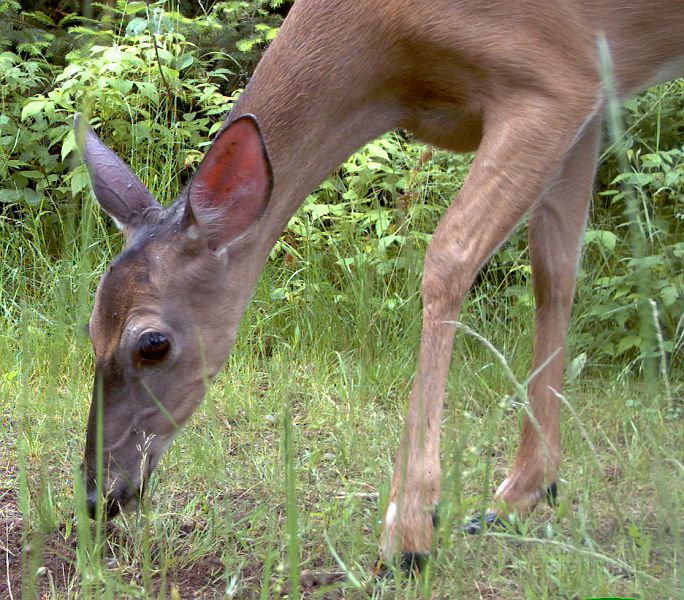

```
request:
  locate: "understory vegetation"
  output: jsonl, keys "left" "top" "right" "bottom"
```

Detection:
{"left": 1, "top": 1, "right": 682, "bottom": 598}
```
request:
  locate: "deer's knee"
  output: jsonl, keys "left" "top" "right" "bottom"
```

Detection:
{"left": 422, "top": 238, "right": 476, "bottom": 313}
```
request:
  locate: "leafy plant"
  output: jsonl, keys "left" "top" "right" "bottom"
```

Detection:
{"left": 576, "top": 81, "right": 684, "bottom": 369}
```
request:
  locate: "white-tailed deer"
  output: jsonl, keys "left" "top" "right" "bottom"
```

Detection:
{"left": 76, "top": 0, "right": 684, "bottom": 569}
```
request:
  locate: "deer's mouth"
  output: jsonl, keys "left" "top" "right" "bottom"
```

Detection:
{"left": 82, "top": 425, "right": 175, "bottom": 520}
{"left": 86, "top": 485, "right": 140, "bottom": 520}
{"left": 84, "top": 460, "right": 151, "bottom": 520}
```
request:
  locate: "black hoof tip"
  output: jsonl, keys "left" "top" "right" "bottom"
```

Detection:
{"left": 546, "top": 482, "right": 558, "bottom": 506}
{"left": 373, "top": 552, "right": 430, "bottom": 581}
{"left": 400, "top": 552, "right": 429, "bottom": 576}
{"left": 463, "top": 512, "right": 515, "bottom": 535}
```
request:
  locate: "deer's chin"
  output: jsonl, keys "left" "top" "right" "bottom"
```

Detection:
{"left": 102, "top": 476, "right": 146, "bottom": 519}
{"left": 121, "top": 495, "right": 140, "bottom": 513}
{"left": 102, "top": 486, "right": 142, "bottom": 519}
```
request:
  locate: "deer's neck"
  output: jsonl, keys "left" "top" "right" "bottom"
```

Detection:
{"left": 226, "top": 0, "right": 404, "bottom": 255}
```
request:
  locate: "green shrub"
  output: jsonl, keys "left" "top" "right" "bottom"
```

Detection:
{"left": 578, "top": 81, "right": 684, "bottom": 369}
{"left": 0, "top": 18, "right": 240, "bottom": 251}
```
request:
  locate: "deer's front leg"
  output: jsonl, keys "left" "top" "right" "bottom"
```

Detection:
{"left": 378, "top": 96, "right": 598, "bottom": 565}
{"left": 379, "top": 274, "right": 457, "bottom": 566}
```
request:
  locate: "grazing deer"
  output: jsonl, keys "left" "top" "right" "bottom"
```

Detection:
{"left": 76, "top": 0, "right": 684, "bottom": 569}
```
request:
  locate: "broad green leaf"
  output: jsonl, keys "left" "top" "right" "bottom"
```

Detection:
{"left": 110, "top": 78, "right": 134, "bottom": 95}
{"left": 612, "top": 172, "right": 653, "bottom": 186}
{"left": 70, "top": 169, "right": 90, "bottom": 197}
{"left": 103, "top": 47, "right": 123, "bottom": 62}
{"left": 61, "top": 130, "right": 77, "bottom": 161}
{"left": 21, "top": 100, "right": 46, "bottom": 121}
{"left": 373, "top": 212, "right": 391, "bottom": 236}
{"left": 0, "top": 189, "right": 21, "bottom": 203}
{"left": 0, "top": 187, "right": 43, "bottom": 206}
{"left": 617, "top": 334, "right": 640, "bottom": 355}
{"left": 156, "top": 48, "right": 174, "bottom": 64}
{"left": 307, "top": 204, "right": 331, "bottom": 220}
{"left": 237, "top": 38, "right": 257, "bottom": 52}
{"left": 126, "top": 17, "right": 148, "bottom": 37}
{"left": 566, "top": 353, "right": 587, "bottom": 383}
{"left": 584, "top": 229, "right": 618, "bottom": 251}
{"left": 19, "top": 170, "right": 43, "bottom": 180}
{"left": 135, "top": 81, "right": 159, "bottom": 104}
{"left": 659, "top": 284, "right": 679, "bottom": 306}
{"left": 366, "top": 143, "right": 390, "bottom": 161}
{"left": 160, "top": 66, "right": 179, "bottom": 81}
{"left": 176, "top": 54, "right": 194, "bottom": 70}
{"left": 122, "top": 1, "right": 147, "bottom": 14}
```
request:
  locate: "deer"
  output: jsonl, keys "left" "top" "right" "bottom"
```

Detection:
{"left": 75, "top": 0, "right": 684, "bottom": 572}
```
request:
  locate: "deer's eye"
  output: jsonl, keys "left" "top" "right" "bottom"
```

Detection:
{"left": 138, "top": 332, "right": 170, "bottom": 362}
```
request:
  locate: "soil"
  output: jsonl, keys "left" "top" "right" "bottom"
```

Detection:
{"left": 1, "top": 462, "right": 347, "bottom": 599}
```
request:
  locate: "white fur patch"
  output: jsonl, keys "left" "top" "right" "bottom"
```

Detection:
{"left": 496, "top": 478, "right": 545, "bottom": 505}
{"left": 186, "top": 224, "right": 201, "bottom": 240}
{"left": 384, "top": 502, "right": 397, "bottom": 528}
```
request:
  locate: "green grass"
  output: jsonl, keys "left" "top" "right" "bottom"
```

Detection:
{"left": 1, "top": 187, "right": 682, "bottom": 599}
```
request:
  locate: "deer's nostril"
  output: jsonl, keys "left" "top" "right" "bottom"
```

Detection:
{"left": 86, "top": 491, "right": 98, "bottom": 520}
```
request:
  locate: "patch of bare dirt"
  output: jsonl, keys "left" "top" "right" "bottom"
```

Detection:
{"left": 2, "top": 505, "right": 240, "bottom": 598}
{"left": 1, "top": 477, "right": 351, "bottom": 598}
{"left": 1, "top": 449, "right": 23, "bottom": 599}
{"left": 0, "top": 461, "right": 235, "bottom": 598}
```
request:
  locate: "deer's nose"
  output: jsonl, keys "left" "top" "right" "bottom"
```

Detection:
{"left": 86, "top": 491, "right": 98, "bottom": 519}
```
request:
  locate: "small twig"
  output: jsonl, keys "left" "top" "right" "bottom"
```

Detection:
{"left": 333, "top": 491, "right": 378, "bottom": 500}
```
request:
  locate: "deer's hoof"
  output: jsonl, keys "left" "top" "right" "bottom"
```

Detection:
{"left": 400, "top": 552, "right": 429, "bottom": 576}
{"left": 546, "top": 481, "right": 558, "bottom": 507}
{"left": 463, "top": 511, "right": 502, "bottom": 534}
{"left": 463, "top": 511, "right": 519, "bottom": 534}
{"left": 373, "top": 552, "right": 430, "bottom": 580}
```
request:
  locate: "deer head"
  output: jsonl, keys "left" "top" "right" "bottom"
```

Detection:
{"left": 75, "top": 114, "right": 273, "bottom": 517}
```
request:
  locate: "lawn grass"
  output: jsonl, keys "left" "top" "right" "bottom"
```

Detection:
{"left": 1, "top": 189, "right": 681, "bottom": 599}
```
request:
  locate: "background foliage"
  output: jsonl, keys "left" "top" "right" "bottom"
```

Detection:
{"left": 1, "top": 0, "right": 682, "bottom": 371}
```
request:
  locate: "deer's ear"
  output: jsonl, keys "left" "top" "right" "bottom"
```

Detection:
{"left": 74, "top": 113, "right": 160, "bottom": 231}
{"left": 187, "top": 114, "right": 273, "bottom": 249}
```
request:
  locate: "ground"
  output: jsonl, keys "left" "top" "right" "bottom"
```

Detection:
{"left": 2, "top": 362, "right": 681, "bottom": 598}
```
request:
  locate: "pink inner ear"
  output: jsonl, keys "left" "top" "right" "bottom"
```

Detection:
{"left": 190, "top": 115, "right": 273, "bottom": 245}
